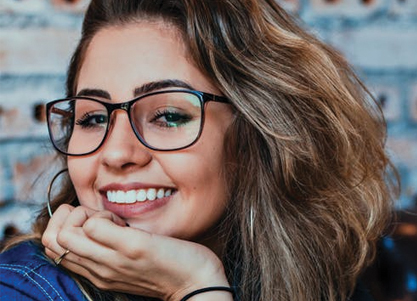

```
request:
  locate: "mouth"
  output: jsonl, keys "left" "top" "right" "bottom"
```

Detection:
{"left": 106, "top": 188, "right": 173, "bottom": 204}
{"left": 99, "top": 184, "right": 177, "bottom": 218}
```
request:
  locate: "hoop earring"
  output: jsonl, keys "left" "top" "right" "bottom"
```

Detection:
{"left": 47, "top": 169, "right": 68, "bottom": 218}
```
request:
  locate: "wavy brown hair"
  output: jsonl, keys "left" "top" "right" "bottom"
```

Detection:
{"left": 4, "top": 0, "right": 398, "bottom": 300}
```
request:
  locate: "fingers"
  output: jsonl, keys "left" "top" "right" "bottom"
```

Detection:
{"left": 60, "top": 206, "right": 126, "bottom": 229}
{"left": 84, "top": 210, "right": 127, "bottom": 228}
{"left": 82, "top": 217, "right": 149, "bottom": 253}
{"left": 43, "top": 204, "right": 129, "bottom": 263}
{"left": 44, "top": 206, "right": 93, "bottom": 257}
{"left": 42, "top": 204, "right": 76, "bottom": 261}
{"left": 56, "top": 208, "right": 126, "bottom": 261}
{"left": 42, "top": 204, "right": 74, "bottom": 249}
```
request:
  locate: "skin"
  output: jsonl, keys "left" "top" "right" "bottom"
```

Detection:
{"left": 42, "top": 21, "right": 235, "bottom": 301}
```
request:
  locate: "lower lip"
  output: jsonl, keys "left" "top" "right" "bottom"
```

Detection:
{"left": 102, "top": 194, "right": 174, "bottom": 218}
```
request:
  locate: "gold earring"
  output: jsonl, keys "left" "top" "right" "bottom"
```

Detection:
{"left": 47, "top": 169, "right": 68, "bottom": 217}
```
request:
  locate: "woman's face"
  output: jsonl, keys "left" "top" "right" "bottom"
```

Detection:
{"left": 67, "top": 22, "right": 234, "bottom": 245}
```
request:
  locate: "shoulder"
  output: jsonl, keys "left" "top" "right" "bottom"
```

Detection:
{"left": 0, "top": 241, "right": 87, "bottom": 301}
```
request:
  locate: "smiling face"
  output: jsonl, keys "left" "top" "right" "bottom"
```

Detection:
{"left": 67, "top": 21, "right": 234, "bottom": 246}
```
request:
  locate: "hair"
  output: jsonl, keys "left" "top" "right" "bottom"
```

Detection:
{"left": 4, "top": 0, "right": 398, "bottom": 300}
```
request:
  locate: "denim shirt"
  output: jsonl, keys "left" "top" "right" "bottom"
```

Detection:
{"left": 0, "top": 241, "right": 87, "bottom": 301}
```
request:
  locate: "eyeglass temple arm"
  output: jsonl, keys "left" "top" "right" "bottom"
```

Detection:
{"left": 50, "top": 107, "right": 73, "bottom": 118}
{"left": 205, "top": 93, "right": 230, "bottom": 104}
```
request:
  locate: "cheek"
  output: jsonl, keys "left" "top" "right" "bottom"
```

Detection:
{"left": 164, "top": 149, "right": 229, "bottom": 238}
{"left": 164, "top": 141, "right": 227, "bottom": 203}
{"left": 67, "top": 158, "right": 96, "bottom": 200}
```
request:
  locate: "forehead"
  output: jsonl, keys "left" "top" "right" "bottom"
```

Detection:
{"left": 76, "top": 21, "right": 217, "bottom": 97}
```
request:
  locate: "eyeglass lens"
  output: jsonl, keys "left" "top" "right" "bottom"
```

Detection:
{"left": 47, "top": 92, "right": 203, "bottom": 154}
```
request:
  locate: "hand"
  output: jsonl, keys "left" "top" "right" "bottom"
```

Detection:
{"left": 42, "top": 204, "right": 231, "bottom": 301}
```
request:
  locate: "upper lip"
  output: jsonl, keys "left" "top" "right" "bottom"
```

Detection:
{"left": 99, "top": 182, "right": 176, "bottom": 193}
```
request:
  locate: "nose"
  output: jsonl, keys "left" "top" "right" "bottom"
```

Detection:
{"left": 99, "top": 110, "right": 152, "bottom": 170}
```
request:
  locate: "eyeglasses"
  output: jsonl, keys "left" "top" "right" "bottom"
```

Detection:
{"left": 46, "top": 89, "right": 230, "bottom": 156}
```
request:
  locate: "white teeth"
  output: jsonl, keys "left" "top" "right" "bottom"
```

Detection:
{"left": 157, "top": 188, "right": 164, "bottom": 199}
{"left": 137, "top": 189, "right": 147, "bottom": 202}
{"left": 126, "top": 190, "right": 136, "bottom": 203}
{"left": 106, "top": 188, "right": 173, "bottom": 204}
{"left": 115, "top": 191, "right": 125, "bottom": 203}
{"left": 147, "top": 188, "right": 156, "bottom": 201}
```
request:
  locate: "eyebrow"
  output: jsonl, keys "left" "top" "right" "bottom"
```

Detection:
{"left": 134, "top": 79, "right": 194, "bottom": 97}
{"left": 76, "top": 79, "right": 195, "bottom": 99}
{"left": 76, "top": 88, "right": 111, "bottom": 99}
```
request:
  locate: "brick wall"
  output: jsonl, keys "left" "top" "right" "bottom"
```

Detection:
{"left": 0, "top": 0, "right": 416, "bottom": 239}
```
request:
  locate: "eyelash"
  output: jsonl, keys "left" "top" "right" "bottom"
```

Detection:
{"left": 152, "top": 109, "right": 192, "bottom": 127}
{"left": 75, "top": 112, "right": 107, "bottom": 128}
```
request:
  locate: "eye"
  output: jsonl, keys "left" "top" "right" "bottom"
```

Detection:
{"left": 151, "top": 109, "right": 193, "bottom": 128}
{"left": 75, "top": 112, "right": 108, "bottom": 129}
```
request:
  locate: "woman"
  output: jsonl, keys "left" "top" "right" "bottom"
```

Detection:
{"left": 0, "top": 0, "right": 397, "bottom": 300}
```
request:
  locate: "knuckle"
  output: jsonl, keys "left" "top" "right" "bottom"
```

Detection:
{"left": 90, "top": 277, "right": 106, "bottom": 290}
{"left": 91, "top": 210, "right": 110, "bottom": 219}
{"left": 94, "top": 281, "right": 112, "bottom": 291}
{"left": 123, "top": 240, "right": 144, "bottom": 259}
{"left": 72, "top": 205, "right": 88, "bottom": 215}
{"left": 55, "top": 203, "right": 73, "bottom": 215}
{"left": 91, "top": 272, "right": 115, "bottom": 289}
{"left": 82, "top": 217, "right": 97, "bottom": 234}
{"left": 56, "top": 228, "right": 71, "bottom": 247}
{"left": 41, "top": 233, "right": 53, "bottom": 249}
{"left": 60, "top": 203, "right": 73, "bottom": 211}
{"left": 44, "top": 247, "right": 54, "bottom": 258}
{"left": 100, "top": 270, "right": 115, "bottom": 281}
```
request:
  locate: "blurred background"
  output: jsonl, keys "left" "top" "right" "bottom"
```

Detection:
{"left": 0, "top": 0, "right": 416, "bottom": 299}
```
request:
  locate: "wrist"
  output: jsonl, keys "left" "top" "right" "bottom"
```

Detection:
{"left": 164, "top": 244, "right": 231, "bottom": 301}
{"left": 167, "top": 278, "right": 232, "bottom": 301}
{"left": 179, "top": 286, "right": 235, "bottom": 301}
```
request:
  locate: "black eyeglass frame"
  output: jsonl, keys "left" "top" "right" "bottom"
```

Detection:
{"left": 46, "top": 89, "right": 230, "bottom": 156}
